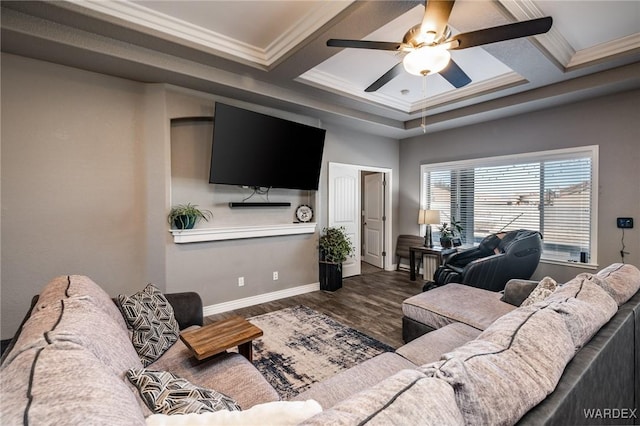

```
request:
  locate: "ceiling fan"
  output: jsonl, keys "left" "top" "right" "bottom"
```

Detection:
{"left": 327, "top": 0, "right": 552, "bottom": 92}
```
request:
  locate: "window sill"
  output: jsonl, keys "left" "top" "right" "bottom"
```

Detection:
{"left": 170, "top": 222, "right": 317, "bottom": 243}
{"left": 540, "top": 258, "right": 598, "bottom": 270}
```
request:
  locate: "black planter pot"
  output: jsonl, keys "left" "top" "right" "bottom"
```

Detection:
{"left": 440, "top": 237, "right": 453, "bottom": 249}
{"left": 173, "top": 215, "right": 196, "bottom": 229}
{"left": 319, "top": 261, "right": 342, "bottom": 292}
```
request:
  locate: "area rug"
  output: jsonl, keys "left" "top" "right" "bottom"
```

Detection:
{"left": 245, "top": 305, "right": 394, "bottom": 399}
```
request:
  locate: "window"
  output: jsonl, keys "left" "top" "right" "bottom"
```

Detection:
{"left": 420, "top": 146, "right": 598, "bottom": 264}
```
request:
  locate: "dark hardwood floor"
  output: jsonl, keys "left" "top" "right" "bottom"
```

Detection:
{"left": 205, "top": 264, "right": 424, "bottom": 349}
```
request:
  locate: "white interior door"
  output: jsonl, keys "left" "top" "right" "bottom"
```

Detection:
{"left": 363, "top": 173, "right": 384, "bottom": 268}
{"left": 328, "top": 163, "right": 360, "bottom": 278}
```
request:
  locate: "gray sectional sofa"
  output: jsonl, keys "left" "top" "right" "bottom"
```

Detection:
{"left": 0, "top": 276, "right": 281, "bottom": 424}
{"left": 1, "top": 264, "right": 639, "bottom": 425}
{"left": 295, "top": 263, "right": 640, "bottom": 425}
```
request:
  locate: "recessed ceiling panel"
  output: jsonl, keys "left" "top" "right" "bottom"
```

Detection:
{"left": 299, "top": 3, "right": 517, "bottom": 113}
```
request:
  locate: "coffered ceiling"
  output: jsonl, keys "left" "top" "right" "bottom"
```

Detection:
{"left": 1, "top": 1, "right": 639, "bottom": 138}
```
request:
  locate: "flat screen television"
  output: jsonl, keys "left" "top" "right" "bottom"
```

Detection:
{"left": 209, "top": 103, "right": 326, "bottom": 191}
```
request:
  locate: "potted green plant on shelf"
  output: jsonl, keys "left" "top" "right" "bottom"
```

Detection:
{"left": 318, "top": 226, "right": 355, "bottom": 292}
{"left": 168, "top": 203, "right": 212, "bottom": 230}
{"left": 438, "top": 218, "right": 463, "bottom": 248}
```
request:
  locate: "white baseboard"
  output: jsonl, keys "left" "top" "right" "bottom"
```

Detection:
{"left": 202, "top": 282, "right": 320, "bottom": 317}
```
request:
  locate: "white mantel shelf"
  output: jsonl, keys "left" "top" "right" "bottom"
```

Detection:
{"left": 171, "top": 223, "right": 317, "bottom": 243}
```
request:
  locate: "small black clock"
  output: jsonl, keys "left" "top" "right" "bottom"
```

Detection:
{"left": 295, "top": 204, "right": 313, "bottom": 223}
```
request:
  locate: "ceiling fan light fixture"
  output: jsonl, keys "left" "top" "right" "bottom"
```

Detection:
{"left": 402, "top": 45, "right": 451, "bottom": 76}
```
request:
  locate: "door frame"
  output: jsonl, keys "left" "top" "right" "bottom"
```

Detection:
{"left": 328, "top": 162, "right": 393, "bottom": 272}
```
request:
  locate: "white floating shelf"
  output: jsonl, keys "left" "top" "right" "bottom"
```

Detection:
{"left": 170, "top": 223, "right": 317, "bottom": 243}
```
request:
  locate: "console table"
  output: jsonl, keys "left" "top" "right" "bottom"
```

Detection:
{"left": 180, "top": 316, "right": 263, "bottom": 361}
{"left": 409, "top": 246, "right": 455, "bottom": 281}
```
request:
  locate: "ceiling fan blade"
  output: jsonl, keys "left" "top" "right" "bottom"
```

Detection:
{"left": 421, "top": 0, "right": 455, "bottom": 37}
{"left": 365, "top": 62, "right": 405, "bottom": 92}
{"left": 327, "top": 39, "right": 401, "bottom": 51}
{"left": 438, "top": 59, "right": 471, "bottom": 88}
{"left": 447, "top": 16, "right": 552, "bottom": 50}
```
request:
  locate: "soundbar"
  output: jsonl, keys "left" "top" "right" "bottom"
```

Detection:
{"left": 228, "top": 202, "right": 291, "bottom": 208}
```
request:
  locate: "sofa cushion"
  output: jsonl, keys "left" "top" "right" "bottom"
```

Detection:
{"left": 402, "top": 283, "right": 515, "bottom": 331}
{"left": 37, "top": 275, "right": 129, "bottom": 331}
{"left": 1, "top": 347, "right": 39, "bottom": 422}
{"left": 396, "top": 322, "right": 482, "bottom": 366}
{"left": 145, "top": 400, "right": 323, "bottom": 426}
{"left": 545, "top": 275, "right": 618, "bottom": 350}
{"left": 117, "top": 284, "right": 180, "bottom": 367}
{"left": 149, "top": 336, "right": 279, "bottom": 409}
{"left": 300, "top": 369, "right": 464, "bottom": 425}
{"left": 5, "top": 275, "right": 134, "bottom": 366}
{"left": 46, "top": 297, "right": 143, "bottom": 376}
{"left": 521, "top": 276, "right": 558, "bottom": 307}
{"left": 519, "top": 290, "right": 640, "bottom": 425}
{"left": 595, "top": 263, "right": 640, "bottom": 305}
{"left": 421, "top": 304, "right": 575, "bottom": 425}
{"left": 0, "top": 343, "right": 146, "bottom": 425}
{"left": 291, "top": 352, "right": 417, "bottom": 409}
{"left": 127, "top": 368, "right": 241, "bottom": 415}
{"left": 1, "top": 299, "right": 63, "bottom": 365}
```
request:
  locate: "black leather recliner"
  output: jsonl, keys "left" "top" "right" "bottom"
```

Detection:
{"left": 431, "top": 229, "right": 543, "bottom": 292}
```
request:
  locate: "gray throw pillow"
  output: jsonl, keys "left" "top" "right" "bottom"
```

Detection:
{"left": 500, "top": 280, "right": 539, "bottom": 306}
{"left": 127, "top": 369, "right": 241, "bottom": 415}
{"left": 520, "top": 277, "right": 558, "bottom": 307}
{"left": 117, "top": 284, "right": 180, "bottom": 366}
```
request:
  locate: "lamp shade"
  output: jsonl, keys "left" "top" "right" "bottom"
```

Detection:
{"left": 402, "top": 45, "right": 451, "bottom": 76}
{"left": 418, "top": 209, "right": 441, "bottom": 225}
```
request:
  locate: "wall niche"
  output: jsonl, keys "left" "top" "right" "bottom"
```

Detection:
{"left": 169, "top": 117, "right": 317, "bottom": 243}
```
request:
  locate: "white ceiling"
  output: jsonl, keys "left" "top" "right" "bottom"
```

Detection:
{"left": 1, "top": 0, "right": 639, "bottom": 139}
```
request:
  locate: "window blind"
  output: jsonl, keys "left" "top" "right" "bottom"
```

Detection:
{"left": 420, "top": 146, "right": 597, "bottom": 264}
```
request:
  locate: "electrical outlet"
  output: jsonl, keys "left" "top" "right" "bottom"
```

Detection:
{"left": 238, "top": 277, "right": 244, "bottom": 287}
{"left": 617, "top": 217, "right": 634, "bottom": 229}
{"left": 273, "top": 271, "right": 278, "bottom": 281}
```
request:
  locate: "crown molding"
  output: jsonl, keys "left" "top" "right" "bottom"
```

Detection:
{"left": 498, "top": 0, "right": 574, "bottom": 69}
{"left": 299, "top": 68, "right": 526, "bottom": 114}
{"left": 567, "top": 33, "right": 640, "bottom": 70}
{"left": 498, "top": 0, "right": 638, "bottom": 71}
{"left": 412, "top": 72, "right": 527, "bottom": 112}
{"left": 66, "top": 0, "right": 351, "bottom": 69}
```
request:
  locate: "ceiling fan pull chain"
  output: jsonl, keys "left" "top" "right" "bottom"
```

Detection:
{"left": 421, "top": 73, "right": 428, "bottom": 133}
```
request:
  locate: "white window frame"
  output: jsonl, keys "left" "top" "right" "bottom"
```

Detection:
{"left": 420, "top": 146, "right": 599, "bottom": 266}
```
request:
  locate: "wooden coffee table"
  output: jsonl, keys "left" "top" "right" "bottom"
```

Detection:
{"left": 180, "top": 316, "right": 263, "bottom": 361}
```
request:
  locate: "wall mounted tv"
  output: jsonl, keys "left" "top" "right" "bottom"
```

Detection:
{"left": 209, "top": 103, "right": 326, "bottom": 191}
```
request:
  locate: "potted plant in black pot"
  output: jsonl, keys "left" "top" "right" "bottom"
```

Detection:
{"left": 438, "top": 218, "right": 463, "bottom": 248}
{"left": 168, "top": 203, "right": 212, "bottom": 229}
{"left": 318, "top": 226, "right": 355, "bottom": 292}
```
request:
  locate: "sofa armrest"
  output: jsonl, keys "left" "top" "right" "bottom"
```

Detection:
{"left": 164, "top": 292, "right": 203, "bottom": 329}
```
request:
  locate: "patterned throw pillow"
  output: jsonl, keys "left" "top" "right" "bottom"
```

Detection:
{"left": 117, "top": 284, "right": 180, "bottom": 366}
{"left": 520, "top": 276, "right": 558, "bottom": 307}
{"left": 126, "top": 369, "right": 241, "bottom": 415}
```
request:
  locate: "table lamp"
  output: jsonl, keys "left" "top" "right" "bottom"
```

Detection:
{"left": 418, "top": 209, "right": 441, "bottom": 248}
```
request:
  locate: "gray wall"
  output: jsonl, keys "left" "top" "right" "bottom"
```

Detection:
{"left": 399, "top": 89, "right": 640, "bottom": 283}
{"left": 1, "top": 54, "right": 149, "bottom": 340}
{"left": 0, "top": 53, "right": 400, "bottom": 339}
{"left": 163, "top": 102, "right": 401, "bottom": 308}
